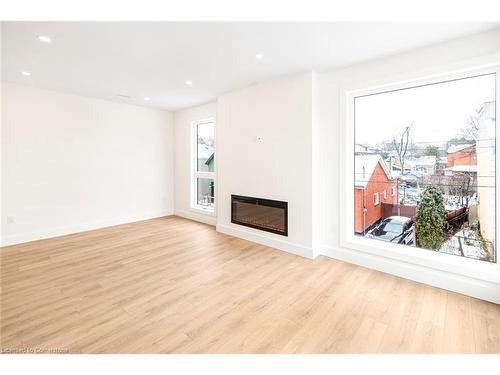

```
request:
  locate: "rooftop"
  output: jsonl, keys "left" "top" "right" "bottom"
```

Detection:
{"left": 447, "top": 143, "right": 475, "bottom": 154}
{"left": 412, "top": 155, "right": 436, "bottom": 166}
{"left": 355, "top": 154, "right": 391, "bottom": 188}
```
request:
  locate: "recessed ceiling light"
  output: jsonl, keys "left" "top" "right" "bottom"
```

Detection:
{"left": 255, "top": 53, "right": 264, "bottom": 60}
{"left": 144, "top": 97, "right": 151, "bottom": 101}
{"left": 21, "top": 71, "right": 31, "bottom": 76}
{"left": 185, "top": 80, "right": 193, "bottom": 85}
{"left": 37, "top": 35, "right": 52, "bottom": 43}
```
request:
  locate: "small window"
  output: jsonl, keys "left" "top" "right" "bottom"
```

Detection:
{"left": 192, "top": 119, "right": 215, "bottom": 211}
{"left": 383, "top": 190, "right": 387, "bottom": 200}
{"left": 391, "top": 186, "right": 396, "bottom": 196}
{"left": 373, "top": 192, "right": 380, "bottom": 206}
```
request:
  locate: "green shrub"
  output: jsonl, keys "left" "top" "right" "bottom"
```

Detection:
{"left": 415, "top": 185, "right": 446, "bottom": 250}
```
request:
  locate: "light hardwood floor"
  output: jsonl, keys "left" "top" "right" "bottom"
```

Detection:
{"left": 1, "top": 216, "right": 499, "bottom": 354}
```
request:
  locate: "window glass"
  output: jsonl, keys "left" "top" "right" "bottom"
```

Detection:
{"left": 354, "top": 73, "right": 496, "bottom": 263}
{"left": 196, "top": 178, "right": 215, "bottom": 208}
{"left": 193, "top": 120, "right": 215, "bottom": 211}
{"left": 197, "top": 123, "right": 215, "bottom": 172}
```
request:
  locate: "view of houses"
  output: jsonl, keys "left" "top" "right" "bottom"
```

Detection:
{"left": 354, "top": 100, "right": 496, "bottom": 263}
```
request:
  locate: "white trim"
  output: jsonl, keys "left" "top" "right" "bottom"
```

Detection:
{"left": 1, "top": 210, "right": 173, "bottom": 247}
{"left": 320, "top": 244, "right": 500, "bottom": 304}
{"left": 373, "top": 191, "right": 380, "bottom": 206}
{"left": 190, "top": 205, "right": 217, "bottom": 216}
{"left": 216, "top": 223, "right": 315, "bottom": 259}
{"left": 339, "top": 62, "right": 500, "bottom": 302}
{"left": 174, "top": 209, "right": 217, "bottom": 226}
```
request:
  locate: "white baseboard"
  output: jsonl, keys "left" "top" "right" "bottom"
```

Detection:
{"left": 320, "top": 245, "right": 500, "bottom": 304}
{"left": 1, "top": 210, "right": 173, "bottom": 247}
{"left": 216, "top": 223, "right": 314, "bottom": 259}
{"left": 174, "top": 209, "right": 217, "bottom": 226}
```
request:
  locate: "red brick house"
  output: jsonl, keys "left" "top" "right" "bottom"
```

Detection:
{"left": 355, "top": 155, "right": 398, "bottom": 233}
{"left": 447, "top": 144, "right": 476, "bottom": 167}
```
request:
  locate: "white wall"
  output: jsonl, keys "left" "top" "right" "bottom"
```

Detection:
{"left": 1, "top": 83, "right": 174, "bottom": 246}
{"left": 216, "top": 72, "right": 315, "bottom": 258}
{"left": 173, "top": 101, "right": 217, "bottom": 225}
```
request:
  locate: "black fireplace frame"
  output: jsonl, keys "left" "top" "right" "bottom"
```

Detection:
{"left": 231, "top": 194, "right": 288, "bottom": 236}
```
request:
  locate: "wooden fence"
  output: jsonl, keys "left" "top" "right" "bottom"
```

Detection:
{"left": 381, "top": 203, "right": 468, "bottom": 225}
{"left": 381, "top": 203, "right": 417, "bottom": 220}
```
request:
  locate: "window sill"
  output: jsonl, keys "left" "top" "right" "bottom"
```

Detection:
{"left": 341, "top": 234, "right": 500, "bottom": 284}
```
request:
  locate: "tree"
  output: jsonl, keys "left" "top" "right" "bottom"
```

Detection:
{"left": 392, "top": 124, "right": 413, "bottom": 176}
{"left": 415, "top": 185, "right": 447, "bottom": 250}
{"left": 461, "top": 108, "right": 482, "bottom": 141}
{"left": 424, "top": 145, "right": 440, "bottom": 158}
{"left": 392, "top": 124, "right": 413, "bottom": 207}
{"left": 448, "top": 172, "right": 475, "bottom": 208}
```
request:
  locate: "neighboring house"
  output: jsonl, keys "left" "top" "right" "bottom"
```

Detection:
{"left": 447, "top": 143, "right": 476, "bottom": 167}
{"left": 355, "top": 143, "right": 379, "bottom": 155}
{"left": 355, "top": 155, "right": 398, "bottom": 233}
{"left": 400, "top": 172, "right": 420, "bottom": 185}
{"left": 443, "top": 164, "right": 478, "bottom": 176}
{"left": 411, "top": 155, "right": 436, "bottom": 176}
{"left": 197, "top": 144, "right": 214, "bottom": 171}
{"left": 435, "top": 156, "right": 448, "bottom": 175}
{"left": 476, "top": 101, "right": 496, "bottom": 246}
{"left": 205, "top": 153, "right": 215, "bottom": 172}
{"left": 386, "top": 156, "right": 412, "bottom": 178}
{"left": 445, "top": 143, "right": 477, "bottom": 177}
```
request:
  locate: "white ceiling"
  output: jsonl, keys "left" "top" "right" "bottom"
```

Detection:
{"left": 2, "top": 22, "right": 498, "bottom": 111}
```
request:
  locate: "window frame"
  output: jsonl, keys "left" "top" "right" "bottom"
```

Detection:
{"left": 341, "top": 64, "right": 500, "bottom": 284}
{"left": 373, "top": 192, "right": 380, "bottom": 206}
{"left": 191, "top": 118, "right": 216, "bottom": 214}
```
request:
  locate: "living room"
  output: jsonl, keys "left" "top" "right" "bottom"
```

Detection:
{"left": 1, "top": 2, "right": 499, "bottom": 373}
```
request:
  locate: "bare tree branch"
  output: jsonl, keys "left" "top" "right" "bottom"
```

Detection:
{"left": 461, "top": 108, "right": 481, "bottom": 141}
{"left": 392, "top": 124, "right": 413, "bottom": 176}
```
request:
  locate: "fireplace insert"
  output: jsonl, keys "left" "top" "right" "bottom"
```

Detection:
{"left": 231, "top": 195, "right": 288, "bottom": 236}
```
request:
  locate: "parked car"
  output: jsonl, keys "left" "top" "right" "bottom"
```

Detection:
{"left": 365, "top": 216, "right": 414, "bottom": 245}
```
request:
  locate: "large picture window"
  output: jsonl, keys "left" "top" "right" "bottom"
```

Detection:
{"left": 353, "top": 72, "right": 497, "bottom": 263}
{"left": 192, "top": 119, "right": 215, "bottom": 212}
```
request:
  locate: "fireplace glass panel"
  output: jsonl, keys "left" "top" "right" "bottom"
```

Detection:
{"left": 231, "top": 195, "right": 288, "bottom": 236}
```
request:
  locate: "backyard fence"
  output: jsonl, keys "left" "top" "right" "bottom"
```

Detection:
{"left": 381, "top": 203, "right": 416, "bottom": 220}
{"left": 381, "top": 203, "right": 468, "bottom": 224}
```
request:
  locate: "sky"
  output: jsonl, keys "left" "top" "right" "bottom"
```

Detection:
{"left": 354, "top": 73, "right": 496, "bottom": 147}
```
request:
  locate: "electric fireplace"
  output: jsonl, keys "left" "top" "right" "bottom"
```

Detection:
{"left": 231, "top": 195, "right": 288, "bottom": 236}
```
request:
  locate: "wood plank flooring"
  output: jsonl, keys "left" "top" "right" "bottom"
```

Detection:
{"left": 1, "top": 216, "right": 499, "bottom": 353}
